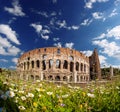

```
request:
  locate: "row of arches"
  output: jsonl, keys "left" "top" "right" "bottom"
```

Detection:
{"left": 19, "top": 59, "right": 88, "bottom": 73}
{"left": 21, "top": 74, "right": 89, "bottom": 82}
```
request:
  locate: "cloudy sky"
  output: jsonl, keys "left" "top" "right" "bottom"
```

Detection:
{"left": 0, "top": 0, "right": 120, "bottom": 69}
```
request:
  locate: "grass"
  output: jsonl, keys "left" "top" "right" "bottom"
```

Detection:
{"left": 0, "top": 75, "right": 120, "bottom": 112}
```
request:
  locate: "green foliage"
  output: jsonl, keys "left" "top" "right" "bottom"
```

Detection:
{"left": 0, "top": 75, "right": 120, "bottom": 112}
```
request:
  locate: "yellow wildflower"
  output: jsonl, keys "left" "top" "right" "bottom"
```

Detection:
{"left": 79, "top": 104, "right": 83, "bottom": 109}
{"left": 58, "top": 98, "right": 63, "bottom": 103}
{"left": 33, "top": 102, "right": 37, "bottom": 107}
{"left": 42, "top": 106, "right": 46, "bottom": 111}
{"left": 82, "top": 92, "right": 86, "bottom": 97}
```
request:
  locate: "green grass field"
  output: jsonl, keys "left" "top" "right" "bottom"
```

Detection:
{"left": 0, "top": 75, "right": 120, "bottom": 112}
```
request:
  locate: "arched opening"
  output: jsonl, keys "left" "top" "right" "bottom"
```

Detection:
{"left": 21, "top": 63, "right": 23, "bottom": 69}
{"left": 24, "top": 62, "right": 26, "bottom": 70}
{"left": 81, "top": 63, "right": 83, "bottom": 72}
{"left": 30, "top": 75, "right": 34, "bottom": 80}
{"left": 57, "top": 48, "right": 60, "bottom": 54}
{"left": 63, "top": 60, "right": 68, "bottom": 69}
{"left": 43, "top": 54, "right": 47, "bottom": 59}
{"left": 70, "top": 76, "right": 73, "bottom": 82}
{"left": 70, "top": 62, "right": 74, "bottom": 72}
{"left": 27, "top": 57, "right": 30, "bottom": 60}
{"left": 55, "top": 76, "right": 60, "bottom": 81}
{"left": 23, "top": 75, "right": 26, "bottom": 80}
{"left": 84, "top": 64, "right": 86, "bottom": 72}
{"left": 44, "top": 48, "right": 46, "bottom": 52}
{"left": 27, "top": 62, "right": 29, "bottom": 70}
{"left": 70, "top": 50, "right": 73, "bottom": 54}
{"left": 48, "top": 75, "right": 53, "bottom": 80}
{"left": 49, "top": 59, "right": 53, "bottom": 68}
{"left": 35, "top": 75, "right": 39, "bottom": 80}
{"left": 43, "top": 74, "right": 46, "bottom": 80}
{"left": 69, "top": 56, "right": 74, "bottom": 61}
{"left": 76, "top": 62, "right": 79, "bottom": 71}
{"left": 63, "top": 76, "right": 67, "bottom": 81}
{"left": 42, "top": 60, "right": 46, "bottom": 70}
{"left": 80, "top": 76, "right": 83, "bottom": 81}
{"left": 36, "top": 60, "right": 40, "bottom": 68}
{"left": 77, "top": 75, "right": 79, "bottom": 82}
{"left": 31, "top": 61, "right": 34, "bottom": 68}
{"left": 56, "top": 59, "right": 61, "bottom": 69}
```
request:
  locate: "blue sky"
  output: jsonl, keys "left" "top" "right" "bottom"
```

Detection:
{"left": 0, "top": 0, "right": 120, "bottom": 69}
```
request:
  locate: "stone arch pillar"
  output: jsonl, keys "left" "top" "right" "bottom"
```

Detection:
{"left": 74, "top": 71, "right": 77, "bottom": 83}
{"left": 47, "top": 60, "right": 50, "bottom": 70}
{"left": 40, "top": 72, "right": 43, "bottom": 80}
{"left": 68, "top": 61, "right": 70, "bottom": 71}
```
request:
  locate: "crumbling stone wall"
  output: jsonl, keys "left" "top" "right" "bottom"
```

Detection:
{"left": 17, "top": 47, "right": 90, "bottom": 83}
{"left": 89, "top": 48, "right": 101, "bottom": 80}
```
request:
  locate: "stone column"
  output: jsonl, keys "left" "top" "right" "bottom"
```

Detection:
{"left": 68, "top": 61, "right": 70, "bottom": 72}
{"left": 110, "top": 66, "right": 114, "bottom": 77}
{"left": 67, "top": 76, "right": 70, "bottom": 83}
{"left": 29, "top": 61, "right": 32, "bottom": 70}
{"left": 26, "top": 75, "right": 29, "bottom": 80}
{"left": 74, "top": 71, "right": 77, "bottom": 83}
{"left": 46, "top": 60, "right": 49, "bottom": 70}
{"left": 40, "top": 72, "right": 43, "bottom": 81}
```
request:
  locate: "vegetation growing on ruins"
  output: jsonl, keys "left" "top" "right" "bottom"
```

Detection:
{"left": 0, "top": 70, "right": 120, "bottom": 112}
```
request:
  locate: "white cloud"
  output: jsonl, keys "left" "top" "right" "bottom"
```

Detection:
{"left": 8, "top": 46, "right": 21, "bottom": 56}
{"left": 0, "top": 24, "right": 20, "bottom": 45}
{"left": 92, "top": 39, "right": 120, "bottom": 57}
{"left": 99, "top": 55, "right": 107, "bottom": 65}
{"left": 53, "top": 37, "right": 60, "bottom": 41}
{"left": 8, "top": 17, "right": 17, "bottom": 24}
{"left": 0, "top": 46, "right": 21, "bottom": 56}
{"left": 51, "top": 12, "right": 57, "bottom": 16}
{"left": 0, "top": 47, "right": 7, "bottom": 55}
{"left": 81, "top": 50, "right": 93, "bottom": 56}
{"left": 112, "top": 65, "right": 120, "bottom": 68}
{"left": 107, "top": 25, "right": 120, "bottom": 39}
{"left": 81, "top": 18, "right": 93, "bottom": 26}
{"left": 30, "top": 23, "right": 50, "bottom": 40}
{"left": 65, "top": 42, "right": 74, "bottom": 49}
{"left": 36, "top": 11, "right": 49, "bottom": 18}
{"left": 71, "top": 25, "right": 80, "bottom": 30}
{"left": 0, "top": 36, "right": 21, "bottom": 56}
{"left": 41, "top": 34, "right": 49, "bottom": 40}
{"left": 50, "top": 17, "right": 57, "bottom": 26}
{"left": 42, "top": 29, "right": 50, "bottom": 34}
{"left": 94, "top": 25, "right": 120, "bottom": 40}
{"left": 54, "top": 42, "right": 62, "bottom": 47}
{"left": 85, "top": 0, "right": 109, "bottom": 9}
{"left": 114, "top": 0, "right": 120, "bottom": 6}
{"left": 49, "top": 17, "right": 80, "bottom": 30}
{"left": 56, "top": 20, "right": 80, "bottom": 30}
{"left": 33, "top": 10, "right": 57, "bottom": 18}
{"left": 0, "top": 59, "right": 8, "bottom": 62}
{"left": 52, "top": 0, "right": 57, "bottom": 4}
{"left": 92, "top": 12, "right": 105, "bottom": 21}
{"left": 109, "top": 9, "right": 118, "bottom": 17}
{"left": 94, "top": 33, "right": 106, "bottom": 40}
{"left": 30, "top": 23, "right": 42, "bottom": 34}
{"left": 0, "top": 36, "right": 11, "bottom": 47}
{"left": 12, "top": 58, "right": 18, "bottom": 64}
{"left": 4, "top": 0, "right": 25, "bottom": 16}
{"left": 56, "top": 20, "right": 67, "bottom": 28}
{"left": 9, "top": 66, "right": 16, "bottom": 69}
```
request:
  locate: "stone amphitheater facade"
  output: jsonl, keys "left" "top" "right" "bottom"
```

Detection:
{"left": 17, "top": 47, "right": 101, "bottom": 83}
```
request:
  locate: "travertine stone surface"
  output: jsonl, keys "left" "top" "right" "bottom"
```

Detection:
{"left": 17, "top": 47, "right": 101, "bottom": 82}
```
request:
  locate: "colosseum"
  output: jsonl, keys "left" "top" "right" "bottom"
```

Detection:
{"left": 17, "top": 47, "right": 101, "bottom": 83}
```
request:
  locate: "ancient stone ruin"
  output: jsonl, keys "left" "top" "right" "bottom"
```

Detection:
{"left": 17, "top": 47, "right": 101, "bottom": 83}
